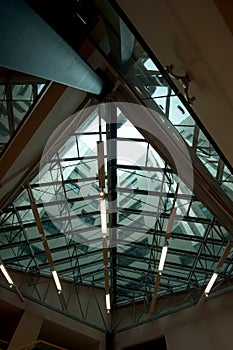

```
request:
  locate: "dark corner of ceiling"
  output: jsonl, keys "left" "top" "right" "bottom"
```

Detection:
{"left": 25, "top": 0, "right": 99, "bottom": 50}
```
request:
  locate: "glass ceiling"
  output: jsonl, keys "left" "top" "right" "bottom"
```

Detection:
{"left": 0, "top": 0, "right": 233, "bottom": 331}
{"left": 0, "top": 70, "right": 46, "bottom": 154}
{"left": 0, "top": 104, "right": 232, "bottom": 312}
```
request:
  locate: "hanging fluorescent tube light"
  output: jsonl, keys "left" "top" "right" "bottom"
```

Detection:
{"left": 158, "top": 245, "right": 168, "bottom": 275}
{"left": 0, "top": 263, "right": 14, "bottom": 287}
{"left": 52, "top": 270, "right": 62, "bottom": 294}
{"left": 106, "top": 293, "right": 111, "bottom": 313}
{"left": 204, "top": 272, "right": 218, "bottom": 297}
{"left": 100, "top": 196, "right": 107, "bottom": 237}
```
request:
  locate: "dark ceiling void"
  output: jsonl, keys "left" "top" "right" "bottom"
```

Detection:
{"left": 0, "top": 300, "right": 24, "bottom": 343}
{"left": 25, "top": 0, "right": 99, "bottom": 51}
{"left": 124, "top": 336, "right": 167, "bottom": 350}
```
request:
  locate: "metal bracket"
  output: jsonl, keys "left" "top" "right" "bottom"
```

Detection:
{"left": 166, "top": 64, "right": 196, "bottom": 105}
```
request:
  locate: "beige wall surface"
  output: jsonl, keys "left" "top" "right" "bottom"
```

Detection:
{"left": 115, "top": 290, "right": 233, "bottom": 350}
{"left": 8, "top": 310, "right": 43, "bottom": 350}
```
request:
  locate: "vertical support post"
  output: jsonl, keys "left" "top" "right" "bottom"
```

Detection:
{"left": 5, "top": 84, "right": 15, "bottom": 136}
{"left": 216, "top": 159, "right": 224, "bottom": 182}
{"left": 105, "top": 330, "right": 115, "bottom": 350}
{"left": 106, "top": 103, "right": 118, "bottom": 306}
{"left": 32, "top": 83, "right": 38, "bottom": 100}
{"left": 192, "top": 124, "right": 200, "bottom": 149}
{"left": 165, "top": 87, "right": 172, "bottom": 117}
{"left": 98, "top": 140, "right": 106, "bottom": 190}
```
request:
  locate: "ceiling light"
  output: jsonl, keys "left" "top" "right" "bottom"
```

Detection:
{"left": 204, "top": 272, "right": 218, "bottom": 296}
{"left": 100, "top": 198, "right": 107, "bottom": 236}
{"left": 52, "top": 270, "right": 62, "bottom": 294}
{"left": 106, "top": 293, "right": 111, "bottom": 313}
{"left": 0, "top": 263, "right": 14, "bottom": 287}
{"left": 99, "top": 191, "right": 105, "bottom": 198}
{"left": 158, "top": 245, "right": 168, "bottom": 275}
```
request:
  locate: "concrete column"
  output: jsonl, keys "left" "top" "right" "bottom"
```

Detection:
{"left": 8, "top": 310, "right": 43, "bottom": 350}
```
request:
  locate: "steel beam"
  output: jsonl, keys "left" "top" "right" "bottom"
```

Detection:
{"left": 0, "top": 0, "right": 104, "bottom": 94}
{"left": 106, "top": 103, "right": 118, "bottom": 306}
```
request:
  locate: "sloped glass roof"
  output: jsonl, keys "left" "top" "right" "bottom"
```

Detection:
{"left": 0, "top": 104, "right": 232, "bottom": 313}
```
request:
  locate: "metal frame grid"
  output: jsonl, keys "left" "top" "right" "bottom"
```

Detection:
{"left": 0, "top": 71, "right": 46, "bottom": 154}
{"left": 0, "top": 102, "right": 233, "bottom": 331}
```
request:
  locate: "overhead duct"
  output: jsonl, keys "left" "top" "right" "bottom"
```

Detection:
{"left": 120, "top": 18, "right": 135, "bottom": 63}
{"left": 0, "top": 0, "right": 104, "bottom": 94}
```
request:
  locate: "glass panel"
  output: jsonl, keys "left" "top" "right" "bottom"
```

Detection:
{"left": 0, "top": 80, "right": 46, "bottom": 154}
{"left": 89, "top": 1, "right": 233, "bottom": 204}
{"left": 0, "top": 87, "right": 232, "bottom": 314}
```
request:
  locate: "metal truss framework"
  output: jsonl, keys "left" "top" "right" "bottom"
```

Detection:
{"left": 0, "top": 101, "right": 233, "bottom": 332}
{"left": 0, "top": 70, "right": 46, "bottom": 154}
{"left": 0, "top": 0, "right": 232, "bottom": 335}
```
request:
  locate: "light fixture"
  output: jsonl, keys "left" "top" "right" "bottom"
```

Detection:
{"left": 52, "top": 270, "right": 62, "bottom": 294}
{"left": 99, "top": 191, "right": 105, "bottom": 198}
{"left": 204, "top": 272, "right": 218, "bottom": 297}
{"left": 0, "top": 263, "right": 14, "bottom": 287}
{"left": 158, "top": 245, "right": 168, "bottom": 275}
{"left": 100, "top": 197, "right": 107, "bottom": 236}
{"left": 106, "top": 293, "right": 111, "bottom": 313}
